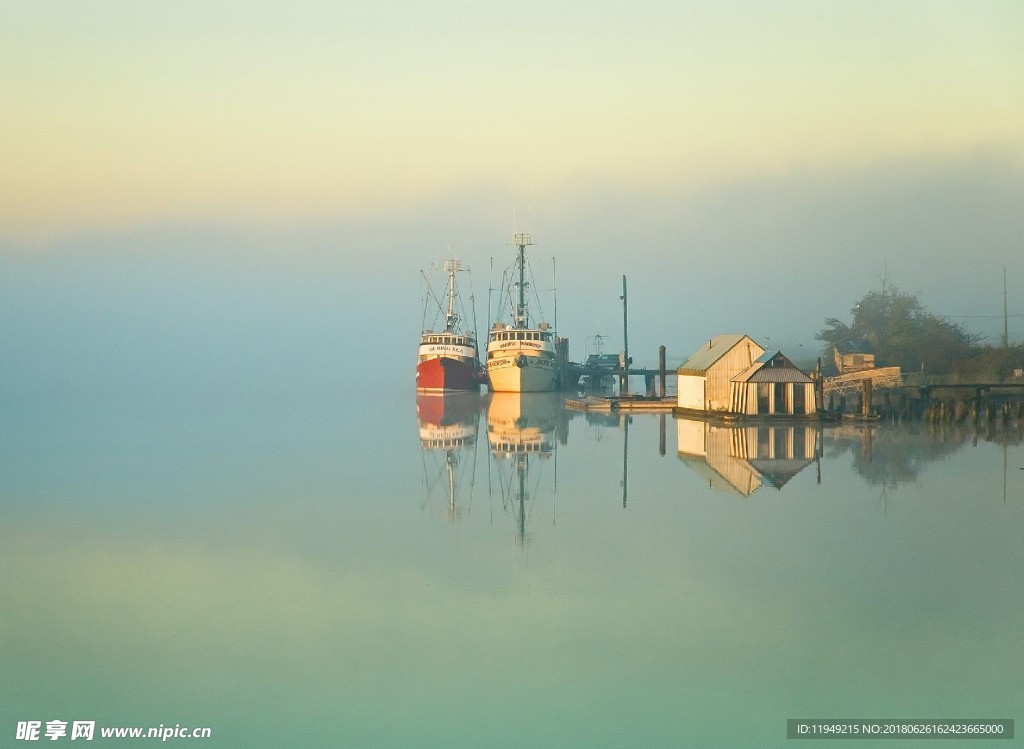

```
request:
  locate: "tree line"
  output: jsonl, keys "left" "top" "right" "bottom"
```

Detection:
{"left": 817, "top": 284, "right": 1022, "bottom": 381}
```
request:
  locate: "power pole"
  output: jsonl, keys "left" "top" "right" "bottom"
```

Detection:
{"left": 1004, "top": 265, "right": 1009, "bottom": 349}
{"left": 621, "top": 275, "right": 629, "bottom": 395}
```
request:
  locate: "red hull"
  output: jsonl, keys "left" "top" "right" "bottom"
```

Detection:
{"left": 416, "top": 357, "right": 480, "bottom": 392}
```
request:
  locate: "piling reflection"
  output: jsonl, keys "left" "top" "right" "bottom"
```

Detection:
{"left": 824, "top": 419, "right": 1022, "bottom": 490}
{"left": 676, "top": 417, "right": 820, "bottom": 497}
{"left": 486, "top": 393, "right": 562, "bottom": 546}
{"left": 418, "top": 395, "right": 1021, "bottom": 523}
{"left": 416, "top": 392, "right": 483, "bottom": 522}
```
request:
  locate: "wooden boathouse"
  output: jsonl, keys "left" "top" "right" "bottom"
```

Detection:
{"left": 677, "top": 335, "right": 818, "bottom": 418}
{"left": 729, "top": 351, "right": 816, "bottom": 416}
{"left": 677, "top": 334, "right": 765, "bottom": 413}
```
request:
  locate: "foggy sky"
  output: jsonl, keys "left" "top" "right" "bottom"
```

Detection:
{"left": 2, "top": 2, "right": 1023, "bottom": 392}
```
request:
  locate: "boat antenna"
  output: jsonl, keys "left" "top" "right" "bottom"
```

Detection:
{"left": 420, "top": 269, "right": 447, "bottom": 325}
{"left": 420, "top": 272, "right": 429, "bottom": 331}
{"left": 469, "top": 266, "right": 481, "bottom": 362}
{"left": 514, "top": 233, "right": 532, "bottom": 328}
{"left": 487, "top": 256, "right": 494, "bottom": 335}
{"left": 443, "top": 259, "right": 461, "bottom": 333}
{"left": 552, "top": 256, "right": 557, "bottom": 334}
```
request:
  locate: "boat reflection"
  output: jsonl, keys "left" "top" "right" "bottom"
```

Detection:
{"left": 416, "top": 392, "right": 484, "bottom": 522}
{"left": 677, "top": 417, "right": 820, "bottom": 497}
{"left": 486, "top": 393, "right": 563, "bottom": 546}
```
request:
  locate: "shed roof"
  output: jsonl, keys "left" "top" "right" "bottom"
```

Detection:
{"left": 678, "top": 334, "right": 760, "bottom": 374}
{"left": 732, "top": 351, "right": 814, "bottom": 384}
{"left": 677, "top": 454, "right": 762, "bottom": 497}
{"left": 749, "top": 458, "right": 816, "bottom": 489}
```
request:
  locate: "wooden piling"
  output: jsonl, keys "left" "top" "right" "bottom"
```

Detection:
{"left": 955, "top": 400, "right": 968, "bottom": 423}
{"left": 555, "top": 337, "right": 570, "bottom": 390}
{"left": 659, "top": 345, "right": 667, "bottom": 399}
{"left": 815, "top": 357, "right": 823, "bottom": 412}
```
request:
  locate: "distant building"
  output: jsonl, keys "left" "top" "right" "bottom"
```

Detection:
{"left": 729, "top": 351, "right": 816, "bottom": 416}
{"left": 833, "top": 340, "right": 875, "bottom": 374}
{"left": 677, "top": 334, "right": 765, "bottom": 412}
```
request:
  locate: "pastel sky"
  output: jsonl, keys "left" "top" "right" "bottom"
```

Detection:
{"left": 3, "top": 1, "right": 1024, "bottom": 372}
{"left": 4, "top": 1, "right": 1022, "bottom": 236}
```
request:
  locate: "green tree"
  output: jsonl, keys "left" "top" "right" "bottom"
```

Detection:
{"left": 817, "top": 286, "right": 980, "bottom": 374}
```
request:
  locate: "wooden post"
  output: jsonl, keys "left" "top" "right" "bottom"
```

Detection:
{"left": 815, "top": 357, "right": 823, "bottom": 411}
{"left": 861, "top": 378, "right": 872, "bottom": 416}
{"left": 555, "top": 337, "right": 569, "bottom": 391}
{"left": 659, "top": 345, "right": 667, "bottom": 398}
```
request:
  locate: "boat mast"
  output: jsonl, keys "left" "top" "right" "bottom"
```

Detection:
{"left": 444, "top": 259, "right": 460, "bottom": 333}
{"left": 513, "top": 233, "right": 532, "bottom": 329}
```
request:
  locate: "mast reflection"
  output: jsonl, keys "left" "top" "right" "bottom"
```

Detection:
{"left": 416, "top": 392, "right": 483, "bottom": 522}
{"left": 486, "top": 393, "right": 561, "bottom": 546}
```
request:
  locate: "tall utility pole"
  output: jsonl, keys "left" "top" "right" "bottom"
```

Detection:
{"left": 1004, "top": 266, "right": 1009, "bottom": 349}
{"left": 621, "top": 275, "right": 629, "bottom": 395}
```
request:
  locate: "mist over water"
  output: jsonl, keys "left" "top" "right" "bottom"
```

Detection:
{"left": 2, "top": 151, "right": 1023, "bottom": 747}
{"left": 5, "top": 150, "right": 1023, "bottom": 386}
{"left": 3, "top": 234, "right": 1023, "bottom": 744}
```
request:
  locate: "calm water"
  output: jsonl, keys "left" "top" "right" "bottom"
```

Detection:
{"left": 2, "top": 377, "right": 1022, "bottom": 748}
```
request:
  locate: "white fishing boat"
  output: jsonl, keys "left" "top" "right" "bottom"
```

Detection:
{"left": 485, "top": 234, "right": 558, "bottom": 392}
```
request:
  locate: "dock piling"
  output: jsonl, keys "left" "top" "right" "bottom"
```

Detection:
{"left": 659, "top": 345, "right": 667, "bottom": 398}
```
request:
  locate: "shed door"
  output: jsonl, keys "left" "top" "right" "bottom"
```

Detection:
{"left": 793, "top": 383, "right": 806, "bottom": 414}
{"left": 757, "top": 383, "right": 770, "bottom": 414}
{"left": 774, "top": 382, "right": 788, "bottom": 414}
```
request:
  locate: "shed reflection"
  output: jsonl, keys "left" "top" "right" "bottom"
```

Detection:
{"left": 677, "top": 417, "right": 820, "bottom": 496}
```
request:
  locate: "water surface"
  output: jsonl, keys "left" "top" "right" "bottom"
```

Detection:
{"left": 2, "top": 383, "right": 1022, "bottom": 747}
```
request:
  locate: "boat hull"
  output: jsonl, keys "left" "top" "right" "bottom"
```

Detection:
{"left": 486, "top": 352, "right": 558, "bottom": 393}
{"left": 416, "top": 356, "right": 481, "bottom": 392}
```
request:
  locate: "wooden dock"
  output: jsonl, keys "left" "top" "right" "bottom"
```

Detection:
{"left": 672, "top": 406, "right": 841, "bottom": 424}
{"left": 564, "top": 395, "right": 676, "bottom": 413}
{"left": 822, "top": 366, "right": 902, "bottom": 396}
